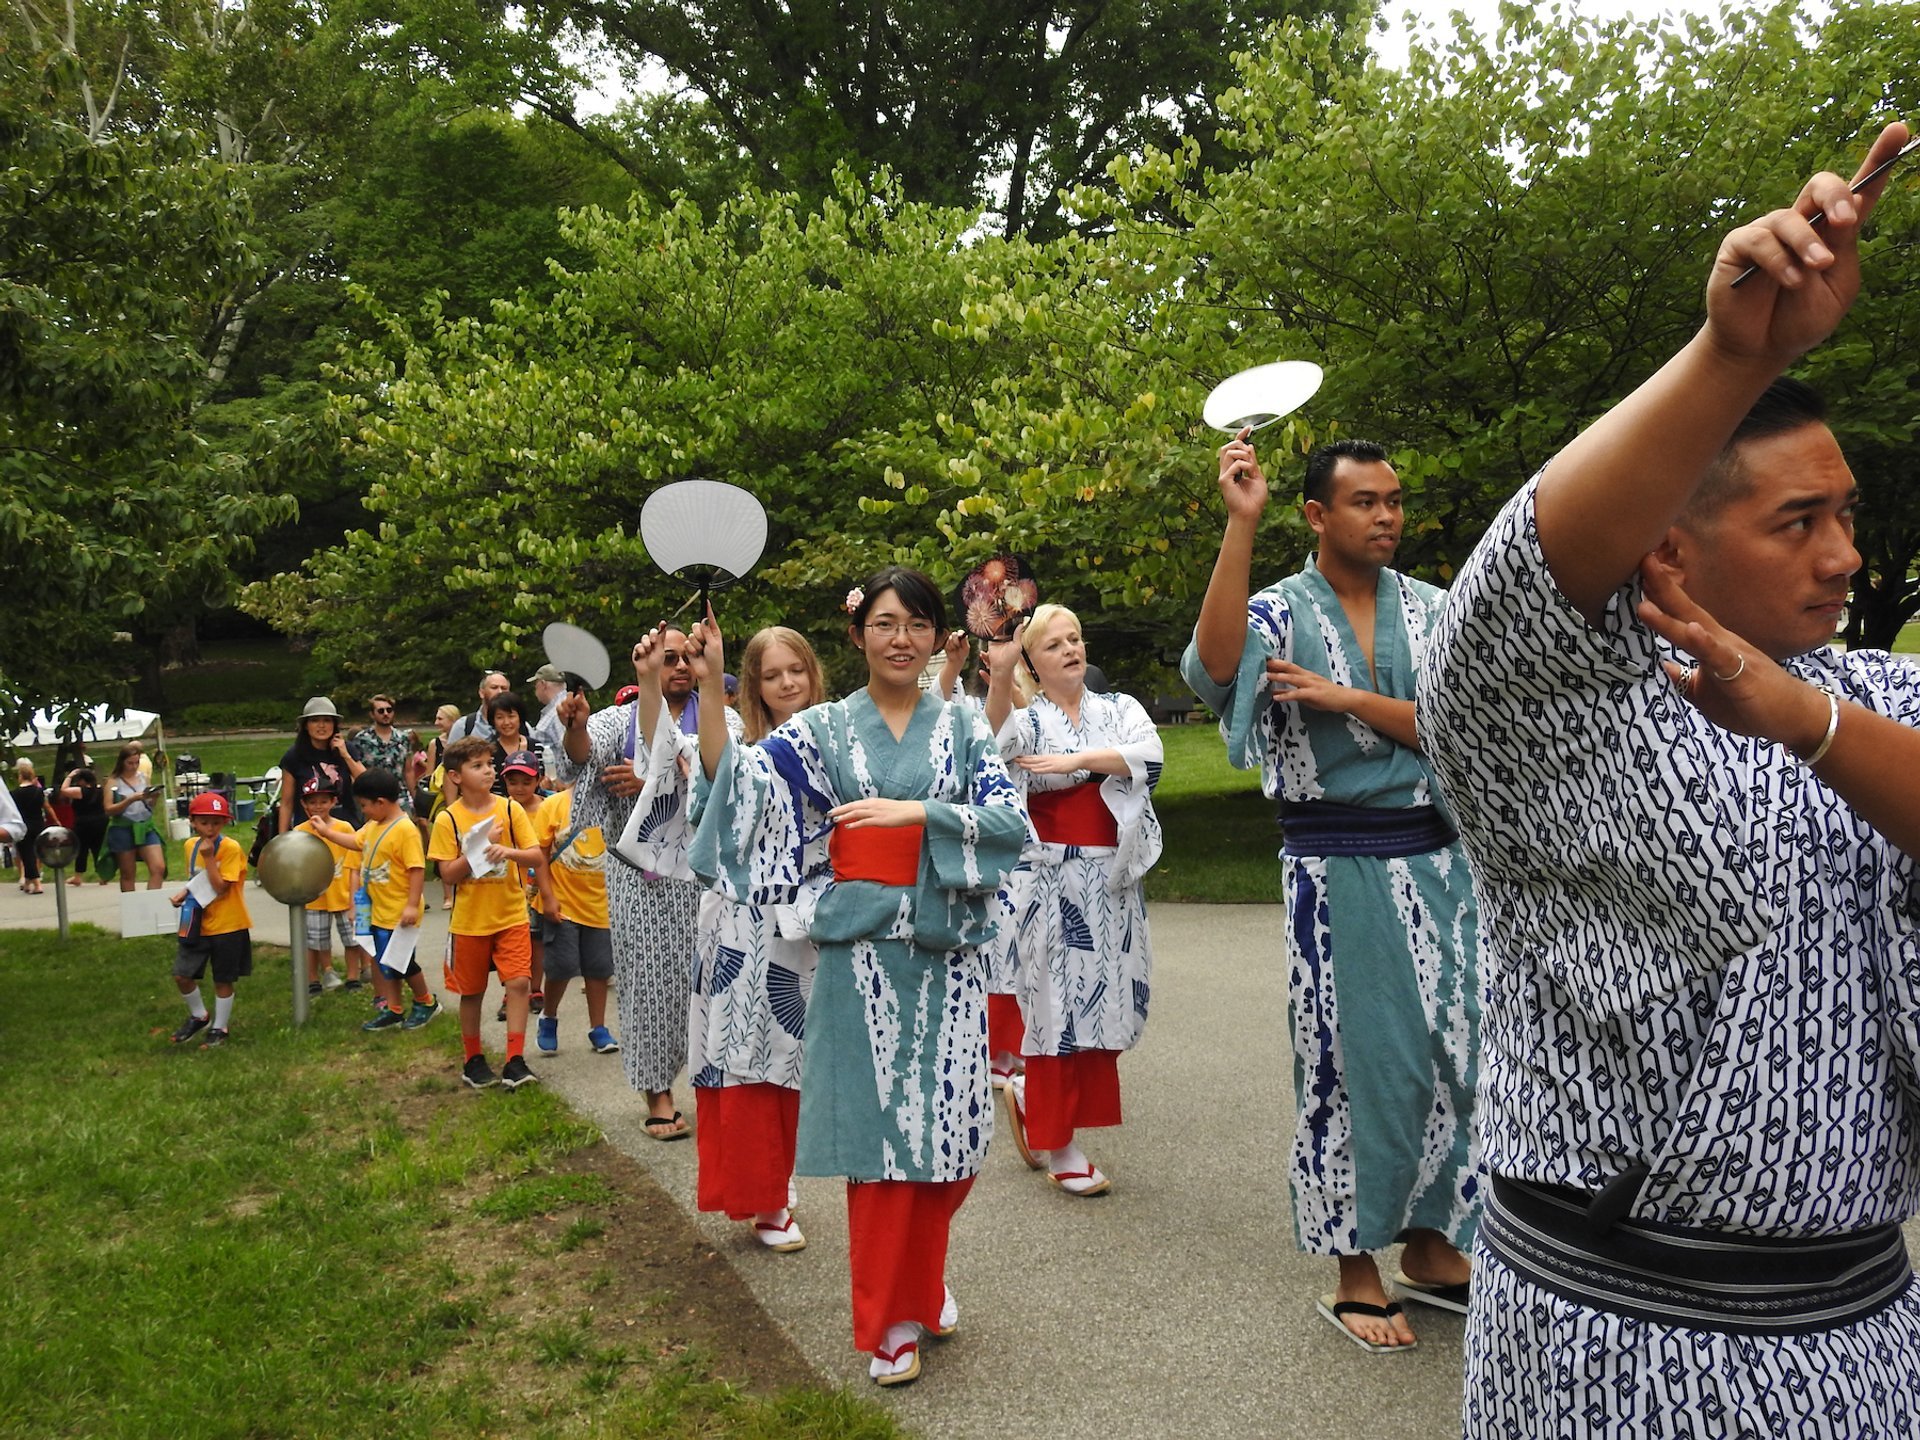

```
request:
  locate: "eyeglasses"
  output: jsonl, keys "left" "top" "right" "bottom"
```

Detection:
{"left": 863, "top": 620, "right": 935, "bottom": 639}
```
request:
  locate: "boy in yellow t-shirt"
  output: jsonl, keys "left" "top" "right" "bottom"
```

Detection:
{"left": 501, "top": 752, "right": 548, "bottom": 1019}
{"left": 530, "top": 782, "right": 620, "bottom": 1058}
{"left": 168, "top": 791, "right": 252, "bottom": 1049}
{"left": 327, "top": 768, "right": 441, "bottom": 1033}
{"left": 428, "top": 737, "right": 556, "bottom": 1090}
{"left": 296, "top": 777, "right": 369, "bottom": 993}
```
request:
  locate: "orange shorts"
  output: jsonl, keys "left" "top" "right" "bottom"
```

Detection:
{"left": 443, "top": 925, "right": 532, "bottom": 996}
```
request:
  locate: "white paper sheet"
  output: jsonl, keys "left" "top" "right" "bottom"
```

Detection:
{"left": 185, "top": 870, "right": 219, "bottom": 907}
{"left": 119, "top": 890, "right": 180, "bottom": 938}
{"left": 462, "top": 817, "right": 506, "bottom": 881}
{"left": 378, "top": 924, "right": 420, "bottom": 974}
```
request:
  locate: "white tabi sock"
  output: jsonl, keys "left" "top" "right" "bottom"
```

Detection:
{"left": 1047, "top": 1140, "right": 1089, "bottom": 1175}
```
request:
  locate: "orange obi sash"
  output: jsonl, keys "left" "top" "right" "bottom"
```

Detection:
{"left": 829, "top": 823, "right": 925, "bottom": 885}
{"left": 1027, "top": 781, "right": 1117, "bottom": 846}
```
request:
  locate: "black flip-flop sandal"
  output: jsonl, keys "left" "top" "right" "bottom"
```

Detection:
{"left": 643, "top": 1110, "right": 690, "bottom": 1141}
{"left": 1390, "top": 1270, "right": 1472, "bottom": 1315}
{"left": 1315, "top": 1294, "right": 1418, "bottom": 1353}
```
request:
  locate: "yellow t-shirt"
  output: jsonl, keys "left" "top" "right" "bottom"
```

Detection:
{"left": 355, "top": 816, "right": 425, "bottom": 931}
{"left": 429, "top": 795, "right": 536, "bottom": 937}
{"left": 517, "top": 793, "right": 546, "bottom": 915}
{"left": 189, "top": 834, "right": 251, "bottom": 936}
{"left": 297, "top": 818, "right": 358, "bottom": 913}
{"left": 530, "top": 788, "right": 608, "bottom": 931}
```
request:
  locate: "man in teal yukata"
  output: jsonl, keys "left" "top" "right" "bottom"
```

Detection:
{"left": 1183, "top": 434, "right": 1484, "bottom": 1353}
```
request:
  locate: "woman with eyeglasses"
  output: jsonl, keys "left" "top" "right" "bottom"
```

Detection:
{"left": 689, "top": 565, "right": 1026, "bottom": 1387}
{"left": 986, "top": 605, "right": 1163, "bottom": 1200}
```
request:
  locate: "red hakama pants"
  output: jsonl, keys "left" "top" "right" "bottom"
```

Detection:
{"left": 987, "top": 992, "right": 1024, "bottom": 1057}
{"left": 845, "top": 1176, "right": 976, "bottom": 1351}
{"left": 1021, "top": 1049, "right": 1122, "bottom": 1151}
{"left": 694, "top": 1083, "right": 800, "bottom": 1220}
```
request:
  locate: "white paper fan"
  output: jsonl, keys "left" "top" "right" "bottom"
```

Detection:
{"left": 543, "top": 622, "right": 611, "bottom": 693}
{"left": 1202, "top": 361, "right": 1324, "bottom": 434}
{"left": 639, "top": 480, "right": 768, "bottom": 594}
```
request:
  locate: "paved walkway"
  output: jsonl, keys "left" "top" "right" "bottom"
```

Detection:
{"left": 10, "top": 884, "right": 1920, "bottom": 1439}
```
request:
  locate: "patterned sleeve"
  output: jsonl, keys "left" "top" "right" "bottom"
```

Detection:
{"left": 613, "top": 706, "right": 699, "bottom": 879}
{"left": 921, "top": 702, "right": 1028, "bottom": 899}
{"left": 1179, "top": 587, "right": 1289, "bottom": 790}
{"left": 555, "top": 705, "right": 628, "bottom": 788}
{"left": 1100, "top": 693, "right": 1165, "bottom": 889}
{"left": 689, "top": 715, "right": 834, "bottom": 908}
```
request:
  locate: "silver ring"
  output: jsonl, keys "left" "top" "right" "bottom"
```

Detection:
{"left": 1712, "top": 654, "right": 1747, "bottom": 683}
{"left": 1683, "top": 665, "right": 1698, "bottom": 690}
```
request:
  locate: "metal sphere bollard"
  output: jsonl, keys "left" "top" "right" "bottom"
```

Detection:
{"left": 258, "top": 829, "right": 334, "bottom": 906}
{"left": 259, "top": 830, "right": 334, "bottom": 1025}
{"left": 36, "top": 826, "right": 77, "bottom": 871}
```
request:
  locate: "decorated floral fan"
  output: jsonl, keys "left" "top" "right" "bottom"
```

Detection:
{"left": 955, "top": 555, "right": 1039, "bottom": 641}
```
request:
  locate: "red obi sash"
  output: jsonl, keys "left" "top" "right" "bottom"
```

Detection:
{"left": 1027, "top": 781, "right": 1117, "bottom": 846}
{"left": 829, "top": 823, "right": 925, "bottom": 885}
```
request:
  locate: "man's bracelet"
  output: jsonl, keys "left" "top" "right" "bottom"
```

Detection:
{"left": 1798, "top": 689, "right": 1841, "bottom": 766}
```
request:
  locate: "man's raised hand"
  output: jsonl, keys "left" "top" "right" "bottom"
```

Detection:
{"left": 1706, "top": 121, "right": 1910, "bottom": 366}
{"left": 1217, "top": 425, "right": 1269, "bottom": 525}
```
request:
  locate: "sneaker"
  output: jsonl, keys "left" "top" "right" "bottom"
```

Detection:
{"left": 362, "top": 1007, "right": 406, "bottom": 1032}
{"left": 307, "top": 981, "right": 323, "bottom": 997}
{"left": 343, "top": 978, "right": 363, "bottom": 991}
{"left": 588, "top": 1026, "right": 621, "bottom": 1055}
{"left": 536, "top": 1016, "right": 559, "bottom": 1055}
{"left": 462, "top": 1054, "right": 497, "bottom": 1089}
{"left": 499, "top": 1055, "right": 539, "bottom": 1090}
{"left": 320, "top": 970, "right": 345, "bottom": 992}
{"left": 529, "top": 991, "right": 544, "bottom": 1016}
{"left": 402, "top": 999, "right": 441, "bottom": 1030}
{"left": 170, "top": 1014, "right": 210, "bottom": 1045}
{"left": 199, "top": 1028, "right": 229, "bottom": 1049}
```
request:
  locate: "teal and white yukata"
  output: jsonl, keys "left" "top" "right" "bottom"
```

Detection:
{"left": 690, "top": 689, "right": 1027, "bottom": 1184}
{"left": 1181, "top": 556, "right": 1484, "bottom": 1255}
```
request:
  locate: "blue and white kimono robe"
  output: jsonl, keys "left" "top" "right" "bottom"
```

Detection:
{"left": 691, "top": 689, "right": 1027, "bottom": 1183}
{"left": 996, "top": 691, "right": 1163, "bottom": 1056}
{"left": 570, "top": 696, "right": 741, "bottom": 1093}
{"left": 1422, "top": 477, "right": 1920, "bottom": 1438}
{"left": 625, "top": 710, "right": 811, "bottom": 1092}
{"left": 1181, "top": 554, "right": 1484, "bottom": 1255}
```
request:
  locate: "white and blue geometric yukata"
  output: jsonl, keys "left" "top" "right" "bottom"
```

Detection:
{"left": 1181, "top": 554, "right": 1484, "bottom": 1256}
{"left": 1421, "top": 476, "right": 1920, "bottom": 1438}
{"left": 995, "top": 690, "right": 1164, "bottom": 1059}
{"left": 562, "top": 694, "right": 740, "bottom": 1095}
{"left": 690, "top": 689, "right": 1026, "bottom": 1184}
{"left": 624, "top": 710, "right": 811, "bottom": 1094}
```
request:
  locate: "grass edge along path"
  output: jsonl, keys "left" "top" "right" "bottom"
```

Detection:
{"left": 0, "top": 926, "right": 903, "bottom": 1440}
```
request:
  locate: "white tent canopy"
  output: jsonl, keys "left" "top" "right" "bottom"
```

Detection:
{"left": 11, "top": 705, "right": 162, "bottom": 749}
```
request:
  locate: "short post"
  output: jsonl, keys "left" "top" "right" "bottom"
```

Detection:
{"left": 257, "top": 831, "right": 333, "bottom": 1029}
{"left": 36, "top": 828, "right": 77, "bottom": 943}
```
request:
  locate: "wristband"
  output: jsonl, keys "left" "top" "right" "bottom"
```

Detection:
{"left": 1798, "top": 689, "right": 1841, "bottom": 766}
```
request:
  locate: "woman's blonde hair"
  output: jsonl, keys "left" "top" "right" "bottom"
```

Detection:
{"left": 435, "top": 703, "right": 461, "bottom": 725}
{"left": 738, "top": 627, "right": 826, "bottom": 742}
{"left": 1018, "top": 603, "right": 1082, "bottom": 697}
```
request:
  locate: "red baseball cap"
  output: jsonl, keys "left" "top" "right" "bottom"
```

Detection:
{"left": 189, "top": 791, "right": 232, "bottom": 819}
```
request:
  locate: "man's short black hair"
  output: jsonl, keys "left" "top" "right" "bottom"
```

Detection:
{"left": 352, "top": 768, "right": 401, "bottom": 802}
{"left": 1303, "top": 439, "right": 1390, "bottom": 506}
{"left": 1683, "top": 376, "right": 1829, "bottom": 525}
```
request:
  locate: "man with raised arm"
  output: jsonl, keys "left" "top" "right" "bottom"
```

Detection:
{"left": 1182, "top": 437, "right": 1484, "bottom": 1353}
{"left": 1419, "top": 123, "right": 1920, "bottom": 1435}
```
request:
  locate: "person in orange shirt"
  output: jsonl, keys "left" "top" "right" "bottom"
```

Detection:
{"left": 428, "top": 737, "right": 556, "bottom": 1090}
{"left": 329, "top": 768, "right": 441, "bottom": 1032}
{"left": 529, "top": 781, "right": 618, "bottom": 1057}
{"left": 295, "top": 777, "right": 369, "bottom": 994}
{"left": 168, "top": 791, "right": 252, "bottom": 1050}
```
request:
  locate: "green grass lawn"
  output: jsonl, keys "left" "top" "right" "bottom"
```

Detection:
{"left": 1897, "top": 621, "right": 1919, "bottom": 654}
{"left": 1146, "top": 722, "right": 1276, "bottom": 905}
{"left": 0, "top": 927, "right": 900, "bottom": 1440}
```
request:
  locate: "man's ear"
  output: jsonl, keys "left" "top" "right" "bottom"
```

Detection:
{"left": 1653, "top": 525, "right": 1688, "bottom": 580}
{"left": 1303, "top": 498, "right": 1325, "bottom": 537}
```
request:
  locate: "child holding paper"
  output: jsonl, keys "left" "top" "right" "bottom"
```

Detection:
{"left": 168, "top": 791, "right": 252, "bottom": 1049}
{"left": 296, "top": 777, "right": 371, "bottom": 993}
{"left": 428, "top": 737, "right": 556, "bottom": 1089}
{"left": 332, "top": 769, "right": 441, "bottom": 1032}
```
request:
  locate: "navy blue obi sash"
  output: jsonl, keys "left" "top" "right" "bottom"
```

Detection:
{"left": 1278, "top": 799, "right": 1457, "bottom": 858}
{"left": 1486, "top": 1175, "right": 1912, "bottom": 1336}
